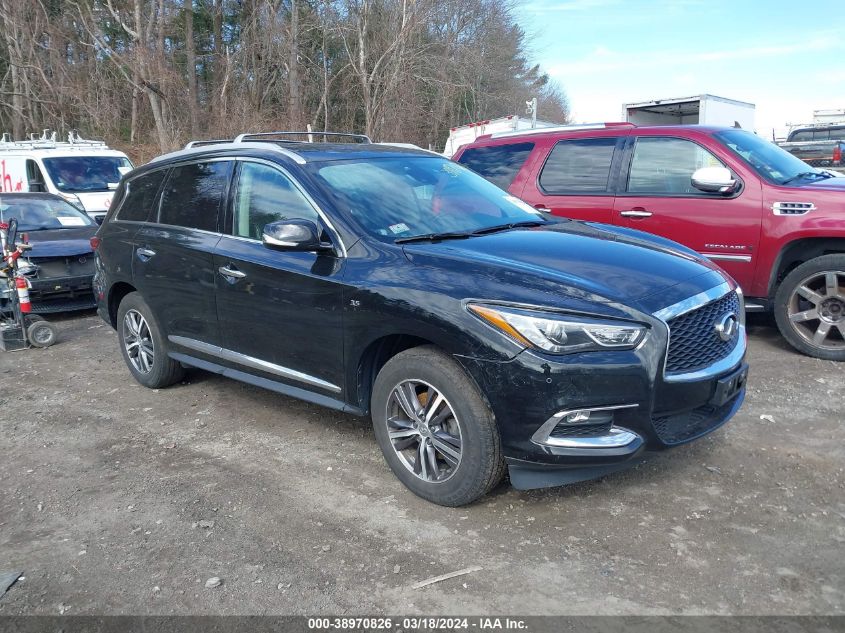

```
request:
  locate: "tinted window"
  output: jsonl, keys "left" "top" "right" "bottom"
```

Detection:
{"left": 117, "top": 170, "right": 166, "bottom": 222}
{"left": 158, "top": 161, "right": 232, "bottom": 231}
{"left": 627, "top": 137, "right": 724, "bottom": 195}
{"left": 539, "top": 138, "right": 618, "bottom": 193}
{"left": 790, "top": 130, "right": 813, "bottom": 142}
{"left": 233, "top": 162, "right": 319, "bottom": 240}
{"left": 456, "top": 142, "right": 534, "bottom": 190}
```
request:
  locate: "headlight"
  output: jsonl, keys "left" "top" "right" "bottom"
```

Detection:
{"left": 467, "top": 303, "right": 647, "bottom": 354}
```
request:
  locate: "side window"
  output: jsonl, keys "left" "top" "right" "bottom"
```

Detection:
{"left": 627, "top": 137, "right": 724, "bottom": 195}
{"left": 456, "top": 142, "right": 535, "bottom": 190}
{"left": 790, "top": 130, "right": 813, "bottom": 142}
{"left": 232, "top": 162, "right": 319, "bottom": 240}
{"left": 25, "top": 160, "right": 46, "bottom": 192}
{"left": 812, "top": 129, "right": 830, "bottom": 141}
{"left": 117, "top": 170, "right": 166, "bottom": 222}
{"left": 538, "top": 138, "right": 618, "bottom": 193}
{"left": 158, "top": 161, "right": 232, "bottom": 231}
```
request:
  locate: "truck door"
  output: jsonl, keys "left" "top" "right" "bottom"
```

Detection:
{"left": 518, "top": 135, "right": 627, "bottom": 224}
{"left": 613, "top": 135, "right": 763, "bottom": 290}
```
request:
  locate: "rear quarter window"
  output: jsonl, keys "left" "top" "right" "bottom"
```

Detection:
{"left": 456, "top": 142, "right": 534, "bottom": 190}
{"left": 117, "top": 170, "right": 166, "bottom": 222}
{"left": 539, "top": 137, "right": 618, "bottom": 193}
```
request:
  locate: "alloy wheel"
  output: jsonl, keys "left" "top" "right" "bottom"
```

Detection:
{"left": 123, "top": 309, "right": 155, "bottom": 373}
{"left": 787, "top": 270, "right": 845, "bottom": 350}
{"left": 385, "top": 379, "right": 463, "bottom": 483}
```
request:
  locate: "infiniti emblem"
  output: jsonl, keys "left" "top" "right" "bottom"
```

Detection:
{"left": 714, "top": 312, "right": 738, "bottom": 342}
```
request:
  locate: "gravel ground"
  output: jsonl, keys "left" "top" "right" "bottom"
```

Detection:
{"left": 0, "top": 311, "right": 842, "bottom": 615}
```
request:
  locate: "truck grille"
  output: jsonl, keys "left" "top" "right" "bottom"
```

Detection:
{"left": 665, "top": 291, "right": 741, "bottom": 375}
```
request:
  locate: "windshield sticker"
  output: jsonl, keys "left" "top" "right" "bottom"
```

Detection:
{"left": 504, "top": 195, "right": 542, "bottom": 215}
{"left": 388, "top": 223, "right": 410, "bottom": 234}
{"left": 440, "top": 162, "right": 462, "bottom": 178}
{"left": 56, "top": 216, "right": 87, "bottom": 227}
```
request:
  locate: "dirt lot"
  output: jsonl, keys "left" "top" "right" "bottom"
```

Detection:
{"left": 0, "top": 311, "right": 843, "bottom": 616}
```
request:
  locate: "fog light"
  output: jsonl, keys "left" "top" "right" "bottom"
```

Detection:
{"left": 558, "top": 409, "right": 613, "bottom": 425}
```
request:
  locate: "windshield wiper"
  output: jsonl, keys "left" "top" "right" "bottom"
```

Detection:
{"left": 782, "top": 171, "right": 833, "bottom": 185}
{"left": 469, "top": 220, "right": 548, "bottom": 236}
{"left": 394, "top": 231, "right": 473, "bottom": 244}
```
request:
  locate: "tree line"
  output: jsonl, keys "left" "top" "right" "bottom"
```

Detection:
{"left": 0, "top": 0, "right": 569, "bottom": 160}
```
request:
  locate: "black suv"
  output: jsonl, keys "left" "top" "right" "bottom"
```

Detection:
{"left": 93, "top": 133, "right": 748, "bottom": 506}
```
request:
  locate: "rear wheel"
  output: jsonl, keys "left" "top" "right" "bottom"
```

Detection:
{"left": 774, "top": 254, "right": 845, "bottom": 361}
{"left": 371, "top": 346, "right": 505, "bottom": 506}
{"left": 116, "top": 292, "right": 184, "bottom": 388}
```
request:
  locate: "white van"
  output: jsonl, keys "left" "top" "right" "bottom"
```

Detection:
{"left": 0, "top": 131, "right": 133, "bottom": 220}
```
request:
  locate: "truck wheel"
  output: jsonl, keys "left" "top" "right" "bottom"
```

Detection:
{"left": 774, "top": 254, "right": 845, "bottom": 361}
{"left": 116, "top": 292, "right": 184, "bottom": 388}
{"left": 371, "top": 345, "right": 505, "bottom": 506}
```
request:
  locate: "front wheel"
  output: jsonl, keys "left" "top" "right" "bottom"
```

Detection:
{"left": 371, "top": 346, "right": 505, "bottom": 506}
{"left": 774, "top": 254, "right": 845, "bottom": 361}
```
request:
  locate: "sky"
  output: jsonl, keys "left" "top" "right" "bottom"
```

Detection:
{"left": 516, "top": 0, "right": 845, "bottom": 138}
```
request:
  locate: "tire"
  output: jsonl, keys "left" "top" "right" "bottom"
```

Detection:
{"left": 371, "top": 345, "right": 505, "bottom": 506}
{"left": 774, "top": 254, "right": 845, "bottom": 361}
{"left": 26, "top": 319, "right": 57, "bottom": 348}
{"left": 116, "top": 292, "right": 184, "bottom": 388}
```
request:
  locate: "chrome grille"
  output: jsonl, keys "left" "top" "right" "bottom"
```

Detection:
{"left": 665, "top": 291, "right": 741, "bottom": 375}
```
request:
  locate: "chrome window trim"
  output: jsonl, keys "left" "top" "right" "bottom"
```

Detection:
{"left": 531, "top": 403, "right": 639, "bottom": 446}
{"left": 653, "top": 281, "right": 746, "bottom": 383}
{"left": 168, "top": 335, "right": 341, "bottom": 393}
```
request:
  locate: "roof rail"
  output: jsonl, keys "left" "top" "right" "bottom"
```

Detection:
{"left": 233, "top": 131, "right": 372, "bottom": 144}
{"left": 184, "top": 139, "right": 233, "bottom": 149}
{"left": 488, "top": 122, "right": 635, "bottom": 140}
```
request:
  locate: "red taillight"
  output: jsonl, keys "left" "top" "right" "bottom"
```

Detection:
{"left": 90, "top": 236, "right": 101, "bottom": 250}
{"left": 833, "top": 145, "right": 842, "bottom": 164}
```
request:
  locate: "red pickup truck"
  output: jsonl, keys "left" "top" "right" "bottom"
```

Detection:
{"left": 453, "top": 124, "right": 845, "bottom": 360}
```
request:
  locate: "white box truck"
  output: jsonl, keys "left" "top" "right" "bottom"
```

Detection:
{"left": 0, "top": 130, "right": 133, "bottom": 220}
{"left": 623, "top": 94, "right": 755, "bottom": 129}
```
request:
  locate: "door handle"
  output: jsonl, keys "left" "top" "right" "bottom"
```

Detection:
{"left": 135, "top": 247, "right": 156, "bottom": 261}
{"left": 218, "top": 265, "right": 246, "bottom": 281}
{"left": 620, "top": 210, "right": 653, "bottom": 218}
{"left": 534, "top": 204, "right": 551, "bottom": 213}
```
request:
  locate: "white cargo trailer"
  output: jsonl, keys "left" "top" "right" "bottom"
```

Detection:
{"left": 624, "top": 94, "right": 755, "bottom": 129}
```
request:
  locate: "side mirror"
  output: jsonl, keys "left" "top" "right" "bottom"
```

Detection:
{"left": 691, "top": 167, "right": 738, "bottom": 194}
{"left": 262, "top": 219, "right": 333, "bottom": 253}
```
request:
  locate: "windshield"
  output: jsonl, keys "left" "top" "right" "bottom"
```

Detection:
{"left": 714, "top": 129, "right": 823, "bottom": 186}
{"left": 312, "top": 156, "right": 551, "bottom": 241}
{"left": 0, "top": 196, "right": 95, "bottom": 231}
{"left": 43, "top": 156, "right": 133, "bottom": 193}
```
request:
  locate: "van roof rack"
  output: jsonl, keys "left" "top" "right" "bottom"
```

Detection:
{"left": 0, "top": 129, "right": 108, "bottom": 150}
{"left": 486, "top": 122, "right": 635, "bottom": 140}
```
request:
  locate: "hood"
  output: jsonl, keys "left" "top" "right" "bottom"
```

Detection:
{"left": 25, "top": 226, "right": 97, "bottom": 257}
{"left": 402, "top": 221, "right": 728, "bottom": 315}
{"left": 794, "top": 176, "right": 845, "bottom": 192}
{"left": 76, "top": 191, "right": 117, "bottom": 215}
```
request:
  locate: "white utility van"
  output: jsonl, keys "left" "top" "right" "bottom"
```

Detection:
{"left": 0, "top": 130, "right": 133, "bottom": 220}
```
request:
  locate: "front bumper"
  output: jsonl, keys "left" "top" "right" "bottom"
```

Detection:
{"left": 456, "top": 285, "right": 748, "bottom": 489}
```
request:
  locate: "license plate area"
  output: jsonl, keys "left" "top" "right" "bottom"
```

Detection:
{"left": 710, "top": 364, "right": 748, "bottom": 407}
